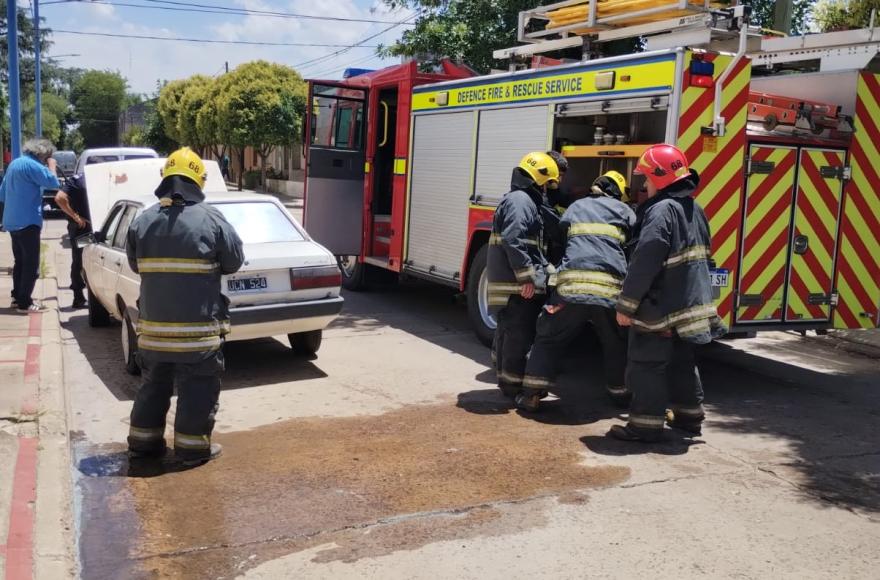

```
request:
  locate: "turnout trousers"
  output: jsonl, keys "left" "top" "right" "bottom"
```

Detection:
{"left": 523, "top": 303, "right": 627, "bottom": 400}
{"left": 128, "top": 349, "right": 224, "bottom": 460}
{"left": 625, "top": 329, "right": 705, "bottom": 437}
{"left": 493, "top": 295, "right": 543, "bottom": 395}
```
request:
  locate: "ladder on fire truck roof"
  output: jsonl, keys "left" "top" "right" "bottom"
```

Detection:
{"left": 493, "top": 1, "right": 759, "bottom": 60}
{"left": 496, "top": 1, "right": 880, "bottom": 72}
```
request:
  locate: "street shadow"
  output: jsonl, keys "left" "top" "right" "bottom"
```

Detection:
{"left": 692, "top": 338, "right": 880, "bottom": 514}
{"left": 63, "top": 313, "right": 329, "bottom": 403}
{"left": 580, "top": 433, "right": 703, "bottom": 457}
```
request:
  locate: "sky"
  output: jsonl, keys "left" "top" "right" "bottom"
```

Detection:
{"left": 38, "top": 0, "right": 415, "bottom": 94}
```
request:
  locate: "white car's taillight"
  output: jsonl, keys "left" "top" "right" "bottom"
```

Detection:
{"left": 289, "top": 265, "right": 342, "bottom": 290}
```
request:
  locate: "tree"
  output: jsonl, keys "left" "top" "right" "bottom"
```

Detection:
{"left": 156, "top": 78, "right": 192, "bottom": 144}
{"left": 814, "top": 0, "right": 880, "bottom": 31}
{"left": 175, "top": 75, "right": 214, "bottom": 154}
{"left": 22, "top": 92, "right": 67, "bottom": 143}
{"left": 196, "top": 77, "right": 227, "bottom": 161}
{"left": 213, "top": 61, "right": 306, "bottom": 189}
{"left": 745, "top": 0, "right": 814, "bottom": 35}
{"left": 142, "top": 105, "right": 178, "bottom": 155}
{"left": 70, "top": 70, "right": 127, "bottom": 148}
{"left": 380, "top": 0, "right": 551, "bottom": 73}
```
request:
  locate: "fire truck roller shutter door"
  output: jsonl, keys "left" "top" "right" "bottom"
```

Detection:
{"left": 473, "top": 106, "right": 552, "bottom": 207}
{"left": 405, "top": 111, "right": 476, "bottom": 281}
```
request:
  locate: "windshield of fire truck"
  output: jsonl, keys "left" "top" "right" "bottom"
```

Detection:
{"left": 310, "top": 84, "right": 365, "bottom": 151}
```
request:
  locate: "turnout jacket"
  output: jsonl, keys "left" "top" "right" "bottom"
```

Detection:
{"left": 553, "top": 195, "right": 636, "bottom": 308}
{"left": 487, "top": 170, "right": 548, "bottom": 312}
{"left": 126, "top": 181, "right": 245, "bottom": 362}
{"left": 616, "top": 171, "right": 727, "bottom": 344}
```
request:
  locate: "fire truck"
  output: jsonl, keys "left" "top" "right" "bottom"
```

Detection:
{"left": 302, "top": 0, "right": 880, "bottom": 346}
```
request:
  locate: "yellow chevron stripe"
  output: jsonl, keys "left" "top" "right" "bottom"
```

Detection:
{"left": 836, "top": 275, "right": 873, "bottom": 328}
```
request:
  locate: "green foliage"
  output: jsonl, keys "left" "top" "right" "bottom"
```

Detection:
{"left": 379, "top": 0, "right": 553, "bottom": 73}
{"left": 156, "top": 78, "right": 193, "bottom": 144}
{"left": 22, "top": 92, "right": 68, "bottom": 143}
{"left": 142, "top": 105, "right": 178, "bottom": 155}
{"left": 214, "top": 61, "right": 306, "bottom": 155}
{"left": 745, "top": 0, "right": 814, "bottom": 34}
{"left": 122, "top": 126, "right": 145, "bottom": 147}
{"left": 814, "top": 0, "right": 880, "bottom": 31}
{"left": 70, "top": 70, "right": 127, "bottom": 148}
{"left": 175, "top": 75, "right": 213, "bottom": 151}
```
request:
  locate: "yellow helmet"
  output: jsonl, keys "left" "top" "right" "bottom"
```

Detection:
{"left": 161, "top": 147, "right": 206, "bottom": 189}
{"left": 592, "top": 170, "right": 630, "bottom": 202}
{"left": 517, "top": 151, "right": 560, "bottom": 187}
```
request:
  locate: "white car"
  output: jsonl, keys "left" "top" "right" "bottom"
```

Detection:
{"left": 78, "top": 159, "right": 343, "bottom": 374}
{"left": 75, "top": 147, "right": 158, "bottom": 175}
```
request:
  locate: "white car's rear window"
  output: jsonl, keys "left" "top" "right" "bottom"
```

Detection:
{"left": 214, "top": 202, "right": 304, "bottom": 244}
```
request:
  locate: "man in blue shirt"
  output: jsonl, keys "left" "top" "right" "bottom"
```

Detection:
{"left": 0, "top": 139, "right": 60, "bottom": 313}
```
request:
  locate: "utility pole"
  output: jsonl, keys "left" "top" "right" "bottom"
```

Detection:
{"left": 34, "top": 0, "right": 42, "bottom": 137}
{"left": 225, "top": 61, "right": 229, "bottom": 74}
{"left": 7, "top": 0, "right": 22, "bottom": 157}
{"left": 773, "top": 0, "right": 794, "bottom": 35}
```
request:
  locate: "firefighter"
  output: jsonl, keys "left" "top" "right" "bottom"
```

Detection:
{"left": 610, "top": 144, "right": 727, "bottom": 442}
{"left": 125, "top": 148, "right": 245, "bottom": 465}
{"left": 542, "top": 150, "right": 570, "bottom": 266}
{"left": 518, "top": 171, "right": 636, "bottom": 412}
{"left": 489, "top": 151, "right": 560, "bottom": 399}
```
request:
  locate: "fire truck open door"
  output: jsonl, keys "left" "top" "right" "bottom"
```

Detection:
{"left": 785, "top": 148, "right": 845, "bottom": 323}
{"left": 304, "top": 83, "right": 367, "bottom": 256}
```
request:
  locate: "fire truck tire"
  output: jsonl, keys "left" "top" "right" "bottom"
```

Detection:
{"left": 466, "top": 245, "right": 496, "bottom": 347}
{"left": 337, "top": 255, "right": 366, "bottom": 290}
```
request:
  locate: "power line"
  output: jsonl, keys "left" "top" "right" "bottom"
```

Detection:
{"left": 51, "top": 29, "right": 381, "bottom": 47}
{"left": 43, "top": 0, "right": 414, "bottom": 24}
{"left": 292, "top": 11, "right": 420, "bottom": 70}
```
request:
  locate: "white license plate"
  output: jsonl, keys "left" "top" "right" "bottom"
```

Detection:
{"left": 710, "top": 269, "right": 729, "bottom": 287}
{"left": 227, "top": 276, "right": 268, "bottom": 292}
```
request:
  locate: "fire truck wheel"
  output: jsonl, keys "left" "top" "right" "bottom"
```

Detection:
{"left": 466, "top": 245, "right": 496, "bottom": 347}
{"left": 337, "top": 255, "right": 366, "bottom": 290}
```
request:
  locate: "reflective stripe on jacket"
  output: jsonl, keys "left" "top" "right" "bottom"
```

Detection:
{"left": 616, "top": 172, "right": 727, "bottom": 344}
{"left": 486, "top": 187, "right": 548, "bottom": 312}
{"left": 127, "top": 200, "right": 244, "bottom": 362}
{"left": 553, "top": 195, "right": 636, "bottom": 308}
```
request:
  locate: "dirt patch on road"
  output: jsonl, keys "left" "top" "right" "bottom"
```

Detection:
{"left": 77, "top": 401, "right": 628, "bottom": 579}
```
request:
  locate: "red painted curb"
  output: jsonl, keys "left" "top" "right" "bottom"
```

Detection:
{"left": 5, "top": 437, "right": 38, "bottom": 580}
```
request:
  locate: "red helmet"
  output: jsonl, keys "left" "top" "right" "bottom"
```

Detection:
{"left": 634, "top": 144, "right": 690, "bottom": 190}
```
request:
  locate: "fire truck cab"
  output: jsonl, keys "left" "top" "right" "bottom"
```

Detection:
{"left": 303, "top": 1, "right": 880, "bottom": 346}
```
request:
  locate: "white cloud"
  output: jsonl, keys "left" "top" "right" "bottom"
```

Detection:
{"left": 44, "top": 0, "right": 414, "bottom": 94}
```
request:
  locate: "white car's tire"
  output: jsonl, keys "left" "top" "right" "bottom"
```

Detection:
{"left": 87, "top": 286, "right": 111, "bottom": 327}
{"left": 288, "top": 330, "right": 322, "bottom": 356}
{"left": 121, "top": 309, "right": 140, "bottom": 375}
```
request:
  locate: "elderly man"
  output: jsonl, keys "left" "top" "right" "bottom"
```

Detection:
{"left": 0, "top": 139, "right": 60, "bottom": 313}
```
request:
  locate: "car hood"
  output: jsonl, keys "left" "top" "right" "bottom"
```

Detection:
{"left": 85, "top": 158, "right": 227, "bottom": 229}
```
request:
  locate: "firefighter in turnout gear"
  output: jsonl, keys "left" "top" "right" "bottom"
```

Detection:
{"left": 126, "top": 148, "right": 245, "bottom": 465}
{"left": 489, "top": 151, "right": 560, "bottom": 398}
{"left": 610, "top": 144, "right": 726, "bottom": 443}
{"left": 518, "top": 171, "right": 636, "bottom": 412}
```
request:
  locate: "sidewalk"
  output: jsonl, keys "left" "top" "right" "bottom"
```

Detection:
{"left": 0, "top": 229, "right": 76, "bottom": 579}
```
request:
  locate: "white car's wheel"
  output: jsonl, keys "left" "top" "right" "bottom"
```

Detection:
{"left": 288, "top": 330, "right": 322, "bottom": 356}
{"left": 121, "top": 309, "right": 140, "bottom": 375}
{"left": 87, "top": 286, "right": 111, "bottom": 327}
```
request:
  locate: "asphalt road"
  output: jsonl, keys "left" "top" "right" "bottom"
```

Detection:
{"left": 43, "top": 215, "right": 880, "bottom": 580}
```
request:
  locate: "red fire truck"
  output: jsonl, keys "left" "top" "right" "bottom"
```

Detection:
{"left": 303, "top": 2, "right": 880, "bottom": 346}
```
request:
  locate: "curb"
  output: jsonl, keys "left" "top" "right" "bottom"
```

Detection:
{"left": 35, "top": 245, "right": 77, "bottom": 578}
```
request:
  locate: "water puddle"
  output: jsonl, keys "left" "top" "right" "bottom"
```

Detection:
{"left": 76, "top": 399, "right": 629, "bottom": 578}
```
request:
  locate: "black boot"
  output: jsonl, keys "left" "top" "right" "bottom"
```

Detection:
{"left": 72, "top": 291, "right": 87, "bottom": 309}
{"left": 608, "top": 424, "right": 664, "bottom": 443}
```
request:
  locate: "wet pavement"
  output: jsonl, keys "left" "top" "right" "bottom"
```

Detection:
{"left": 44, "top": 217, "right": 880, "bottom": 580}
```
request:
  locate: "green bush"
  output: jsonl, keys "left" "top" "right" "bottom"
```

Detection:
{"left": 243, "top": 170, "right": 261, "bottom": 190}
